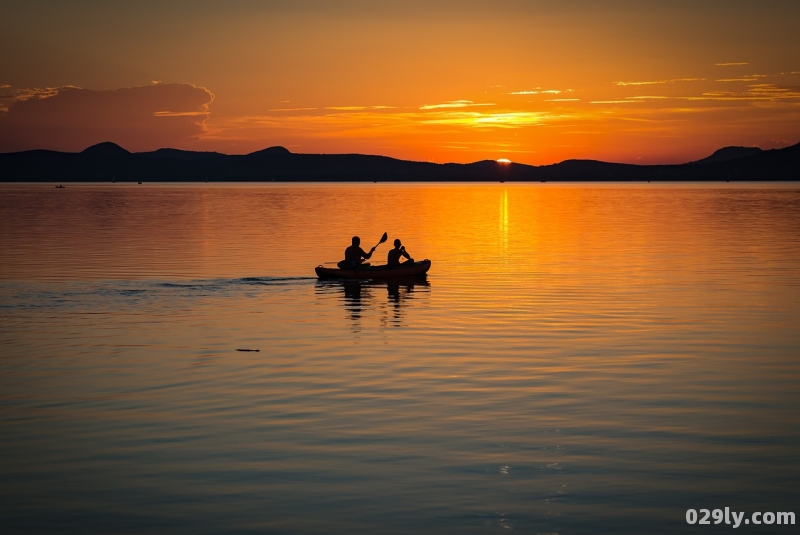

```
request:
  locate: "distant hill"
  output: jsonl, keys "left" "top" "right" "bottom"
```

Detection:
{"left": 691, "top": 146, "right": 763, "bottom": 165}
{"left": 1, "top": 142, "right": 798, "bottom": 182}
{"left": 137, "top": 148, "right": 226, "bottom": 161}
{"left": 80, "top": 141, "right": 131, "bottom": 157}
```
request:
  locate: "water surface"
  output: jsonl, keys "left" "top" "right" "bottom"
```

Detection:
{"left": 1, "top": 183, "right": 799, "bottom": 534}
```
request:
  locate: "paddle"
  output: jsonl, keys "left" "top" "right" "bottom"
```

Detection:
{"left": 372, "top": 232, "right": 388, "bottom": 251}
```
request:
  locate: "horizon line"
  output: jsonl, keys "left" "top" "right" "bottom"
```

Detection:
{"left": 2, "top": 140, "right": 795, "bottom": 168}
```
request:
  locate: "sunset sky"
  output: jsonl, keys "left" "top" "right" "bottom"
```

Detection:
{"left": 1, "top": 0, "right": 799, "bottom": 164}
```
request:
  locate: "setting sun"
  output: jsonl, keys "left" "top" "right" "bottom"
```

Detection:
{"left": 497, "top": 158, "right": 512, "bottom": 164}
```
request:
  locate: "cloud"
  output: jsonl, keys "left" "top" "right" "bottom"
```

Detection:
{"left": 268, "top": 107, "right": 318, "bottom": 112}
{"left": 325, "top": 105, "right": 397, "bottom": 111}
{"left": 10, "top": 87, "right": 50, "bottom": 100}
{"left": 2, "top": 85, "right": 81, "bottom": 103}
{"left": 614, "top": 78, "right": 703, "bottom": 86}
{"left": 715, "top": 62, "right": 749, "bottom": 66}
{"left": 680, "top": 84, "right": 800, "bottom": 101}
{"left": 716, "top": 75, "right": 767, "bottom": 82}
{"left": 419, "top": 100, "right": 495, "bottom": 110}
{"left": 419, "top": 110, "right": 559, "bottom": 128}
{"left": 153, "top": 110, "right": 211, "bottom": 117}
{"left": 0, "top": 86, "right": 78, "bottom": 115}
{"left": 591, "top": 100, "right": 644, "bottom": 104}
{"left": 509, "top": 89, "right": 568, "bottom": 95}
{"left": 0, "top": 83, "right": 214, "bottom": 152}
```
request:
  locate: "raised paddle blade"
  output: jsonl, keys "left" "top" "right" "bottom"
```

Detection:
{"left": 373, "top": 232, "right": 388, "bottom": 250}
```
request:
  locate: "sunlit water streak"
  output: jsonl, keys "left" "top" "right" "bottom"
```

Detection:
{"left": 1, "top": 183, "right": 799, "bottom": 534}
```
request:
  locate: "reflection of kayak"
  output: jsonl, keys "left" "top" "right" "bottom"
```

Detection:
{"left": 315, "top": 259, "right": 431, "bottom": 280}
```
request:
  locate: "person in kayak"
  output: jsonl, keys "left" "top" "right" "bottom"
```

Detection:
{"left": 387, "top": 239, "right": 414, "bottom": 267}
{"left": 339, "top": 236, "right": 375, "bottom": 269}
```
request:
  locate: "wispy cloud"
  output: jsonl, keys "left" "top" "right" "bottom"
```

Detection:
{"left": 546, "top": 98, "right": 580, "bottom": 102}
{"left": 614, "top": 78, "right": 703, "bottom": 86}
{"left": 509, "top": 89, "right": 568, "bottom": 95}
{"left": 716, "top": 75, "right": 767, "bottom": 82}
{"left": 715, "top": 62, "right": 749, "bottom": 66}
{"left": 591, "top": 100, "right": 644, "bottom": 104}
{"left": 153, "top": 110, "right": 210, "bottom": 117}
{"left": 627, "top": 96, "right": 670, "bottom": 100}
{"left": 325, "top": 105, "right": 397, "bottom": 111}
{"left": 420, "top": 110, "right": 559, "bottom": 127}
{"left": 680, "top": 84, "right": 800, "bottom": 101}
{"left": 419, "top": 100, "right": 495, "bottom": 110}
{"left": 268, "top": 107, "right": 318, "bottom": 112}
{"left": 7, "top": 85, "right": 81, "bottom": 101}
{"left": 0, "top": 84, "right": 10, "bottom": 89}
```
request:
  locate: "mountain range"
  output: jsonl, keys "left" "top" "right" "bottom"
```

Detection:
{"left": 1, "top": 142, "right": 798, "bottom": 182}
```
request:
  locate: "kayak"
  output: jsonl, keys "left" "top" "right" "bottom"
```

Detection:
{"left": 315, "top": 259, "right": 431, "bottom": 280}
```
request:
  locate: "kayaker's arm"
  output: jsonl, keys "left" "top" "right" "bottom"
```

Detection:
{"left": 361, "top": 246, "right": 376, "bottom": 260}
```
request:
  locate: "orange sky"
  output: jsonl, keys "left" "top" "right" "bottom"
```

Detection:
{"left": 1, "top": 1, "right": 799, "bottom": 164}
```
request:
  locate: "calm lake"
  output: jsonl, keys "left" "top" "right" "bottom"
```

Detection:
{"left": 1, "top": 183, "right": 799, "bottom": 534}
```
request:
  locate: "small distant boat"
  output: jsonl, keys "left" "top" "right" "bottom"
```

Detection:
{"left": 55, "top": 184, "right": 65, "bottom": 188}
{"left": 315, "top": 259, "right": 431, "bottom": 280}
{"left": 138, "top": 181, "right": 143, "bottom": 184}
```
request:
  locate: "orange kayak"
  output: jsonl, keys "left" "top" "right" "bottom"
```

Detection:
{"left": 315, "top": 259, "right": 431, "bottom": 280}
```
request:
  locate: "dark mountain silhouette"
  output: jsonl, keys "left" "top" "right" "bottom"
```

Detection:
{"left": 249, "top": 146, "right": 292, "bottom": 157}
{"left": 138, "top": 148, "right": 226, "bottom": 161}
{"left": 80, "top": 141, "right": 131, "bottom": 157}
{"left": 1, "top": 142, "right": 798, "bottom": 182}
{"left": 690, "top": 146, "right": 763, "bottom": 165}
